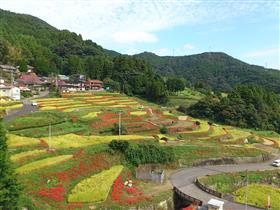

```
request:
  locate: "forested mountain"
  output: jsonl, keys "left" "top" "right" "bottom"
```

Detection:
{"left": 135, "top": 52, "right": 280, "bottom": 93}
{"left": 0, "top": 8, "right": 279, "bottom": 101}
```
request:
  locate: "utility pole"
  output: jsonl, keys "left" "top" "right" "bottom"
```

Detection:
{"left": 48, "top": 123, "right": 52, "bottom": 151}
{"left": 245, "top": 170, "right": 248, "bottom": 210}
{"left": 118, "top": 111, "right": 122, "bottom": 139}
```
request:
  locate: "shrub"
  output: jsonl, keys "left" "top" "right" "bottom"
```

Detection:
{"left": 112, "top": 123, "right": 127, "bottom": 135}
{"left": 160, "top": 126, "right": 168, "bottom": 134}
{"left": 109, "top": 140, "right": 129, "bottom": 153}
{"left": 124, "top": 143, "right": 175, "bottom": 166}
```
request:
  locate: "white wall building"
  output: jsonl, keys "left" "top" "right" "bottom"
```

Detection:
{"left": 0, "top": 79, "right": 21, "bottom": 100}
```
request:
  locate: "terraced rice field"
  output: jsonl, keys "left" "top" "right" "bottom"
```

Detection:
{"left": 5, "top": 92, "right": 279, "bottom": 209}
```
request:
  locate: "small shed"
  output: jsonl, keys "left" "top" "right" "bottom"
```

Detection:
{"left": 207, "top": 199, "right": 224, "bottom": 210}
{"left": 135, "top": 164, "right": 165, "bottom": 184}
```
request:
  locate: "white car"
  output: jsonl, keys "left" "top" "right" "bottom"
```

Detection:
{"left": 31, "top": 102, "right": 38, "bottom": 106}
{"left": 272, "top": 159, "right": 280, "bottom": 167}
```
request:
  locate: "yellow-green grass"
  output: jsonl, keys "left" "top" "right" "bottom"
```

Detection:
{"left": 234, "top": 184, "right": 280, "bottom": 210}
{"left": 62, "top": 106, "right": 102, "bottom": 112}
{"left": 94, "top": 101, "right": 117, "bottom": 105}
{"left": 7, "top": 134, "right": 39, "bottom": 148}
{"left": 0, "top": 103, "right": 23, "bottom": 111}
{"left": 43, "top": 133, "right": 154, "bottom": 149}
{"left": 10, "top": 149, "right": 46, "bottom": 162}
{"left": 209, "top": 125, "right": 227, "bottom": 137}
{"left": 156, "top": 134, "right": 176, "bottom": 141}
{"left": 120, "top": 101, "right": 138, "bottom": 105}
{"left": 108, "top": 104, "right": 127, "bottom": 108}
{"left": 130, "top": 111, "right": 147, "bottom": 116}
{"left": 36, "top": 98, "right": 68, "bottom": 102}
{"left": 181, "top": 120, "right": 210, "bottom": 134}
{"left": 226, "top": 127, "right": 251, "bottom": 141}
{"left": 68, "top": 165, "right": 123, "bottom": 203}
{"left": 163, "top": 111, "right": 176, "bottom": 116}
{"left": 39, "top": 106, "right": 58, "bottom": 111}
{"left": 39, "top": 101, "right": 85, "bottom": 107}
{"left": 81, "top": 111, "right": 101, "bottom": 120}
{"left": 16, "top": 155, "right": 73, "bottom": 174}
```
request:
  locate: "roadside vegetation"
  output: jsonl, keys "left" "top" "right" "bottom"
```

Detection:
{"left": 199, "top": 170, "right": 280, "bottom": 210}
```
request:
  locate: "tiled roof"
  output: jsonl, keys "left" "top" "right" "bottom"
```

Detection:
{"left": 18, "top": 72, "right": 43, "bottom": 85}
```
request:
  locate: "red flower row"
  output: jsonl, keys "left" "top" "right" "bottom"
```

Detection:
{"left": 38, "top": 184, "right": 65, "bottom": 202}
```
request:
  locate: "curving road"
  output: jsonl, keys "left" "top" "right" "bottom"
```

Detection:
{"left": 170, "top": 160, "right": 279, "bottom": 210}
{"left": 3, "top": 91, "right": 49, "bottom": 122}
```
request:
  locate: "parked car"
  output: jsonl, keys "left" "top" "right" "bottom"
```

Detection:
{"left": 272, "top": 159, "right": 280, "bottom": 167}
{"left": 31, "top": 102, "right": 38, "bottom": 106}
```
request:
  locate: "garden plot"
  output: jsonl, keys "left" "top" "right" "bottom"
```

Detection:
{"left": 68, "top": 165, "right": 123, "bottom": 203}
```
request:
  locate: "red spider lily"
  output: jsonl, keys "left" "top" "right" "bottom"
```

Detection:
{"left": 38, "top": 184, "right": 65, "bottom": 202}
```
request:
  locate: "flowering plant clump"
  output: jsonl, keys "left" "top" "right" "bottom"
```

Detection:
{"left": 52, "top": 153, "right": 111, "bottom": 182}
{"left": 111, "top": 174, "right": 151, "bottom": 205}
{"left": 38, "top": 184, "right": 65, "bottom": 202}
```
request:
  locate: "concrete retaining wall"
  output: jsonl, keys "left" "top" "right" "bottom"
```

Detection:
{"left": 192, "top": 153, "right": 272, "bottom": 167}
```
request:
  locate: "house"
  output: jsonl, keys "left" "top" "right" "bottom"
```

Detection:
{"left": 0, "top": 79, "right": 21, "bottom": 100}
{"left": 17, "top": 69, "right": 44, "bottom": 92}
{"left": 85, "top": 80, "right": 104, "bottom": 90}
{"left": 57, "top": 80, "right": 85, "bottom": 92}
{"left": 0, "top": 64, "right": 19, "bottom": 74}
{"left": 58, "top": 74, "right": 70, "bottom": 81}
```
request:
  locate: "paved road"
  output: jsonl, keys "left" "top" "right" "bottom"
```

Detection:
{"left": 3, "top": 91, "right": 49, "bottom": 122}
{"left": 170, "top": 160, "right": 279, "bottom": 210}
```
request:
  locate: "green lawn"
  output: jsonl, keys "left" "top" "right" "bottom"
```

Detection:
{"left": 234, "top": 184, "right": 280, "bottom": 210}
{"left": 199, "top": 170, "right": 280, "bottom": 194}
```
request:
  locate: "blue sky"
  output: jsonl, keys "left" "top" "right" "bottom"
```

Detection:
{"left": 0, "top": 0, "right": 279, "bottom": 69}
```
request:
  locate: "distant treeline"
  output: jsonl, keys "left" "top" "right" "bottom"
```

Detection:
{"left": 183, "top": 85, "right": 280, "bottom": 133}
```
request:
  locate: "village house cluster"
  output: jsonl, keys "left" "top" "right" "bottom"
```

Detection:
{"left": 0, "top": 64, "right": 104, "bottom": 101}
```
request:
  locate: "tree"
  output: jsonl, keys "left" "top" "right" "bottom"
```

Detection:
{"left": 166, "top": 77, "right": 186, "bottom": 93}
{"left": 0, "top": 39, "right": 9, "bottom": 63}
{"left": 0, "top": 120, "right": 21, "bottom": 209}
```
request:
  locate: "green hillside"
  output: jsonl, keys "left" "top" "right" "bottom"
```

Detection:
{"left": 0, "top": 9, "right": 167, "bottom": 103}
{"left": 135, "top": 52, "right": 280, "bottom": 93}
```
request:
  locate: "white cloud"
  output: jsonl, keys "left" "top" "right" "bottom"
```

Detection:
{"left": 113, "top": 31, "right": 157, "bottom": 44}
{"left": 125, "top": 48, "right": 141, "bottom": 55}
{"left": 0, "top": 0, "right": 277, "bottom": 46}
{"left": 152, "top": 48, "right": 172, "bottom": 56}
{"left": 183, "top": 43, "right": 195, "bottom": 50}
{"left": 245, "top": 48, "right": 279, "bottom": 58}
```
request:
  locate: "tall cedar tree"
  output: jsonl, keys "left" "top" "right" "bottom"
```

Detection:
{"left": 0, "top": 120, "right": 21, "bottom": 209}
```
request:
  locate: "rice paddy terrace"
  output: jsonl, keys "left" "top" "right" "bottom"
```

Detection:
{"left": 4, "top": 92, "right": 280, "bottom": 209}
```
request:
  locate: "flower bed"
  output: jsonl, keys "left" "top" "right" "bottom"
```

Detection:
{"left": 111, "top": 173, "right": 151, "bottom": 205}
{"left": 68, "top": 165, "right": 123, "bottom": 203}
{"left": 16, "top": 155, "right": 73, "bottom": 174}
{"left": 38, "top": 183, "right": 65, "bottom": 202}
{"left": 51, "top": 153, "right": 111, "bottom": 182}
